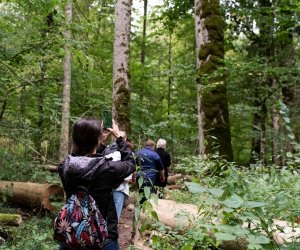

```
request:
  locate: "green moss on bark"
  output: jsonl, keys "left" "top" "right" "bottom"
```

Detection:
{"left": 114, "top": 84, "right": 131, "bottom": 133}
{"left": 200, "top": 0, "right": 221, "bottom": 19}
{"left": 196, "top": 0, "right": 233, "bottom": 161}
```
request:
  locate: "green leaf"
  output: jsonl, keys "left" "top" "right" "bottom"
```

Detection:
{"left": 244, "top": 201, "right": 266, "bottom": 208}
{"left": 215, "top": 232, "right": 236, "bottom": 241}
{"left": 181, "top": 244, "right": 193, "bottom": 250}
{"left": 185, "top": 182, "right": 206, "bottom": 193}
{"left": 151, "top": 210, "right": 159, "bottom": 221}
{"left": 140, "top": 222, "right": 148, "bottom": 233}
{"left": 223, "top": 207, "right": 234, "bottom": 213}
{"left": 248, "top": 234, "right": 270, "bottom": 244}
{"left": 208, "top": 188, "right": 224, "bottom": 197}
{"left": 217, "top": 225, "right": 249, "bottom": 237}
{"left": 134, "top": 207, "right": 140, "bottom": 223}
{"left": 283, "top": 117, "right": 290, "bottom": 124}
{"left": 138, "top": 177, "right": 143, "bottom": 188}
{"left": 144, "top": 186, "right": 151, "bottom": 199}
{"left": 152, "top": 235, "right": 159, "bottom": 244}
{"left": 248, "top": 243, "right": 263, "bottom": 249}
{"left": 223, "top": 194, "right": 244, "bottom": 208}
{"left": 286, "top": 152, "right": 293, "bottom": 158}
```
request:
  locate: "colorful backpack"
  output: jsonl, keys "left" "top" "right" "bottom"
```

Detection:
{"left": 53, "top": 187, "right": 108, "bottom": 249}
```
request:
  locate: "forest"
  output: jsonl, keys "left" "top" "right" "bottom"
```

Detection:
{"left": 0, "top": 0, "right": 300, "bottom": 249}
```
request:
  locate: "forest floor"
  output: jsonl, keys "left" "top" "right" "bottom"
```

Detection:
{"left": 118, "top": 201, "right": 135, "bottom": 250}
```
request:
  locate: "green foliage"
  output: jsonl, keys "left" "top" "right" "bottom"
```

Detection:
{"left": 0, "top": 216, "right": 57, "bottom": 250}
{"left": 0, "top": 148, "right": 60, "bottom": 184}
{"left": 175, "top": 154, "right": 233, "bottom": 177}
{"left": 150, "top": 157, "right": 299, "bottom": 249}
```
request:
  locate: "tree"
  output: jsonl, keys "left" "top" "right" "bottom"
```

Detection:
{"left": 194, "top": 0, "right": 233, "bottom": 160}
{"left": 112, "top": 0, "right": 132, "bottom": 134}
{"left": 59, "top": 0, "right": 73, "bottom": 161}
{"left": 224, "top": 0, "right": 299, "bottom": 165}
{"left": 141, "top": 0, "right": 148, "bottom": 65}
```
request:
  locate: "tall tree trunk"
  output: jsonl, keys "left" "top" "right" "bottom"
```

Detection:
{"left": 194, "top": 0, "right": 233, "bottom": 161}
{"left": 260, "top": 100, "right": 267, "bottom": 165}
{"left": 194, "top": 11, "right": 204, "bottom": 155}
{"left": 112, "top": 0, "right": 132, "bottom": 134}
{"left": 272, "top": 96, "right": 281, "bottom": 165}
{"left": 250, "top": 93, "right": 267, "bottom": 165}
{"left": 250, "top": 92, "right": 262, "bottom": 163}
{"left": 278, "top": 7, "right": 296, "bottom": 158}
{"left": 196, "top": 85, "right": 205, "bottom": 155}
{"left": 36, "top": 61, "right": 46, "bottom": 154}
{"left": 59, "top": 0, "right": 73, "bottom": 161}
{"left": 0, "top": 100, "right": 7, "bottom": 121}
{"left": 140, "top": 0, "right": 147, "bottom": 65}
{"left": 167, "top": 33, "right": 172, "bottom": 117}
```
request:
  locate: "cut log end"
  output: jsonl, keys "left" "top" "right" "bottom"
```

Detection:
{"left": 42, "top": 184, "right": 65, "bottom": 211}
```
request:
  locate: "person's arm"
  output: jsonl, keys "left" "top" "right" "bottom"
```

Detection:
{"left": 106, "top": 154, "right": 136, "bottom": 186}
{"left": 102, "top": 120, "right": 136, "bottom": 184}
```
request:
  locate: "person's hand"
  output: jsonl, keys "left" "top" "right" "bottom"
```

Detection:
{"left": 160, "top": 171, "right": 165, "bottom": 182}
{"left": 100, "top": 129, "right": 111, "bottom": 145}
{"left": 107, "top": 119, "right": 121, "bottom": 138}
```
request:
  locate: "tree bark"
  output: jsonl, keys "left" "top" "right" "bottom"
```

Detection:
{"left": 140, "top": 0, "right": 148, "bottom": 65}
{"left": 112, "top": 0, "right": 132, "bottom": 134}
{"left": 35, "top": 61, "right": 46, "bottom": 154}
{"left": 0, "top": 181, "right": 64, "bottom": 212}
{"left": 167, "top": 33, "right": 172, "bottom": 117}
{"left": 0, "top": 99, "right": 7, "bottom": 121}
{"left": 278, "top": 9, "right": 296, "bottom": 158}
{"left": 272, "top": 80, "right": 281, "bottom": 165}
{"left": 194, "top": 0, "right": 233, "bottom": 161}
{"left": 59, "top": 0, "right": 73, "bottom": 161}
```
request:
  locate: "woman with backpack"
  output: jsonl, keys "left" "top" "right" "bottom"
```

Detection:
{"left": 56, "top": 118, "right": 135, "bottom": 250}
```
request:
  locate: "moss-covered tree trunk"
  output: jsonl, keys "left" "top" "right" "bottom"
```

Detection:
{"left": 194, "top": 0, "right": 233, "bottom": 160}
{"left": 112, "top": 0, "right": 132, "bottom": 134}
{"left": 59, "top": 0, "right": 72, "bottom": 161}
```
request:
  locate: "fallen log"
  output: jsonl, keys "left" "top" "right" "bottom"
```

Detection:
{"left": 0, "top": 181, "right": 64, "bottom": 212}
{"left": 141, "top": 199, "right": 198, "bottom": 229}
{"left": 167, "top": 174, "right": 182, "bottom": 185}
{"left": 0, "top": 213, "right": 22, "bottom": 227}
{"left": 138, "top": 199, "right": 300, "bottom": 249}
{"left": 167, "top": 174, "right": 192, "bottom": 185}
{"left": 42, "top": 165, "right": 58, "bottom": 172}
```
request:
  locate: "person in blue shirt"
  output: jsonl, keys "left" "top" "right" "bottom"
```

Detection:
{"left": 136, "top": 139, "right": 165, "bottom": 203}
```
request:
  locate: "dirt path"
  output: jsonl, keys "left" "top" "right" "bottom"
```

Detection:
{"left": 118, "top": 205, "right": 135, "bottom": 250}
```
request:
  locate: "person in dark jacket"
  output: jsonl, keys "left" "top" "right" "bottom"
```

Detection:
{"left": 136, "top": 139, "right": 164, "bottom": 203}
{"left": 155, "top": 138, "right": 172, "bottom": 188}
{"left": 58, "top": 118, "right": 135, "bottom": 250}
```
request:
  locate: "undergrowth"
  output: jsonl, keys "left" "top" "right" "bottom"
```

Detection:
{"left": 0, "top": 216, "right": 57, "bottom": 250}
{"left": 141, "top": 155, "right": 300, "bottom": 250}
{"left": 0, "top": 149, "right": 60, "bottom": 184}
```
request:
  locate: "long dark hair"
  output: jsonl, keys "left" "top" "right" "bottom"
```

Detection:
{"left": 72, "top": 118, "right": 102, "bottom": 156}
